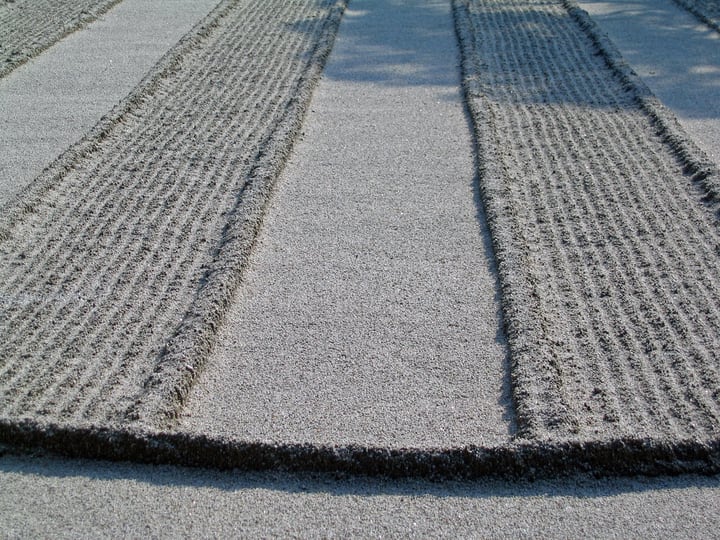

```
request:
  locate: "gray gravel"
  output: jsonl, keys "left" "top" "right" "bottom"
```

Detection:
{"left": 456, "top": 0, "right": 720, "bottom": 441}
{"left": 1, "top": 453, "right": 719, "bottom": 538}
{"left": 1, "top": 0, "right": 720, "bottom": 535}
{"left": 579, "top": 0, "right": 720, "bottom": 163}
{"left": 0, "top": 0, "right": 221, "bottom": 206}
{"left": 0, "top": 0, "right": 345, "bottom": 426}
{"left": 180, "top": 0, "right": 513, "bottom": 448}
{"left": 0, "top": 0, "right": 122, "bottom": 79}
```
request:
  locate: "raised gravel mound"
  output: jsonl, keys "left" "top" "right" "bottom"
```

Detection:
{"left": 455, "top": 0, "right": 720, "bottom": 442}
{"left": 672, "top": 0, "right": 720, "bottom": 32}
{"left": 0, "top": 0, "right": 346, "bottom": 427}
{"left": 0, "top": 0, "right": 123, "bottom": 78}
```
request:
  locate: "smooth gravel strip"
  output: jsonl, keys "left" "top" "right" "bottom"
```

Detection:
{"left": 455, "top": 0, "right": 720, "bottom": 441}
{"left": 0, "top": 0, "right": 346, "bottom": 427}
{"left": 0, "top": 0, "right": 222, "bottom": 207}
{"left": 0, "top": 0, "right": 122, "bottom": 79}
{"left": 180, "top": 0, "right": 514, "bottom": 448}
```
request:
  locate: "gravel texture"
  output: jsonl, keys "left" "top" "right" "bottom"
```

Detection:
{"left": 454, "top": 0, "right": 720, "bottom": 441}
{"left": 1, "top": 0, "right": 720, "bottom": 483}
{"left": 578, "top": 0, "right": 720, "bottom": 164}
{"left": 0, "top": 0, "right": 346, "bottom": 427}
{"left": 179, "top": 0, "right": 514, "bottom": 449}
{"left": 0, "top": 0, "right": 122, "bottom": 79}
{"left": 2, "top": 454, "right": 720, "bottom": 538}
{"left": 672, "top": 0, "right": 720, "bottom": 32}
{"left": 0, "top": 0, "right": 222, "bottom": 206}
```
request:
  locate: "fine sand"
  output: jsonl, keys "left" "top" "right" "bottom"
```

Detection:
{"left": 579, "top": 0, "right": 720, "bottom": 163}
{"left": 2, "top": 0, "right": 720, "bottom": 534}
{"left": 179, "top": 0, "right": 514, "bottom": 448}
{"left": 1, "top": 453, "right": 719, "bottom": 538}
{"left": 0, "top": 0, "right": 121, "bottom": 79}
{"left": 672, "top": 0, "right": 720, "bottom": 31}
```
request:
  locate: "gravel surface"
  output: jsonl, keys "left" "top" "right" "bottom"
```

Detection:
{"left": 578, "top": 0, "right": 720, "bottom": 164}
{"left": 180, "top": 0, "right": 514, "bottom": 448}
{"left": 455, "top": 0, "right": 720, "bottom": 441}
{"left": 0, "top": 0, "right": 719, "bottom": 482}
{"left": 0, "top": 0, "right": 345, "bottom": 427}
{"left": 673, "top": 0, "right": 720, "bottom": 32}
{"left": 1, "top": 454, "right": 719, "bottom": 538}
{"left": 0, "top": 0, "right": 221, "bottom": 206}
{"left": 0, "top": 0, "right": 121, "bottom": 78}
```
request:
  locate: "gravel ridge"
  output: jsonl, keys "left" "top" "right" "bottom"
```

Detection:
{"left": 0, "top": 0, "right": 346, "bottom": 427}
{"left": 671, "top": 0, "right": 720, "bottom": 33}
{"left": 1, "top": 418, "right": 719, "bottom": 480}
{"left": 0, "top": 0, "right": 123, "bottom": 79}
{"left": 454, "top": 0, "right": 720, "bottom": 441}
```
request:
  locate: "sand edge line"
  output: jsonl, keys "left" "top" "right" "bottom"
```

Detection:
{"left": 670, "top": 0, "right": 720, "bottom": 35}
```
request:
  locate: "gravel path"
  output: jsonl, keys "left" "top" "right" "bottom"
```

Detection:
{"left": 0, "top": 0, "right": 121, "bottom": 78}
{"left": 0, "top": 0, "right": 345, "bottom": 426}
{"left": 455, "top": 0, "right": 720, "bottom": 441}
{"left": 0, "top": 0, "right": 719, "bottom": 480}
{"left": 179, "top": 0, "right": 513, "bottom": 448}
{"left": 1, "top": 453, "right": 719, "bottom": 538}
{"left": 1, "top": 1, "right": 720, "bottom": 535}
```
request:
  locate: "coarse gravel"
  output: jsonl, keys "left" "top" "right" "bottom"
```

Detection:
{"left": 179, "top": 0, "right": 514, "bottom": 449}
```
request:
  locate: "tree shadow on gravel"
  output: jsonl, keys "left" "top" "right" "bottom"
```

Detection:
{"left": 300, "top": 0, "right": 463, "bottom": 92}
{"left": 579, "top": 0, "right": 720, "bottom": 121}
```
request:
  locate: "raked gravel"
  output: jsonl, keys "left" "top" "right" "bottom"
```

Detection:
{"left": 180, "top": 0, "right": 514, "bottom": 448}
{"left": 0, "top": 0, "right": 345, "bottom": 427}
{"left": 0, "top": 0, "right": 221, "bottom": 206}
{"left": 0, "top": 0, "right": 121, "bottom": 79}
{"left": 455, "top": 0, "right": 720, "bottom": 441}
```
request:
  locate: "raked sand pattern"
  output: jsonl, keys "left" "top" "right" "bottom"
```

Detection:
{"left": 1, "top": 0, "right": 720, "bottom": 478}
{"left": 0, "top": 0, "right": 122, "bottom": 78}
{"left": 455, "top": 0, "right": 720, "bottom": 442}
{"left": 0, "top": 0, "right": 346, "bottom": 426}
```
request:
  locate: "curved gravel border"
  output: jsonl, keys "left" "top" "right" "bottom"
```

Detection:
{"left": 0, "top": 0, "right": 123, "bottom": 79}
{"left": 1, "top": 418, "right": 719, "bottom": 480}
